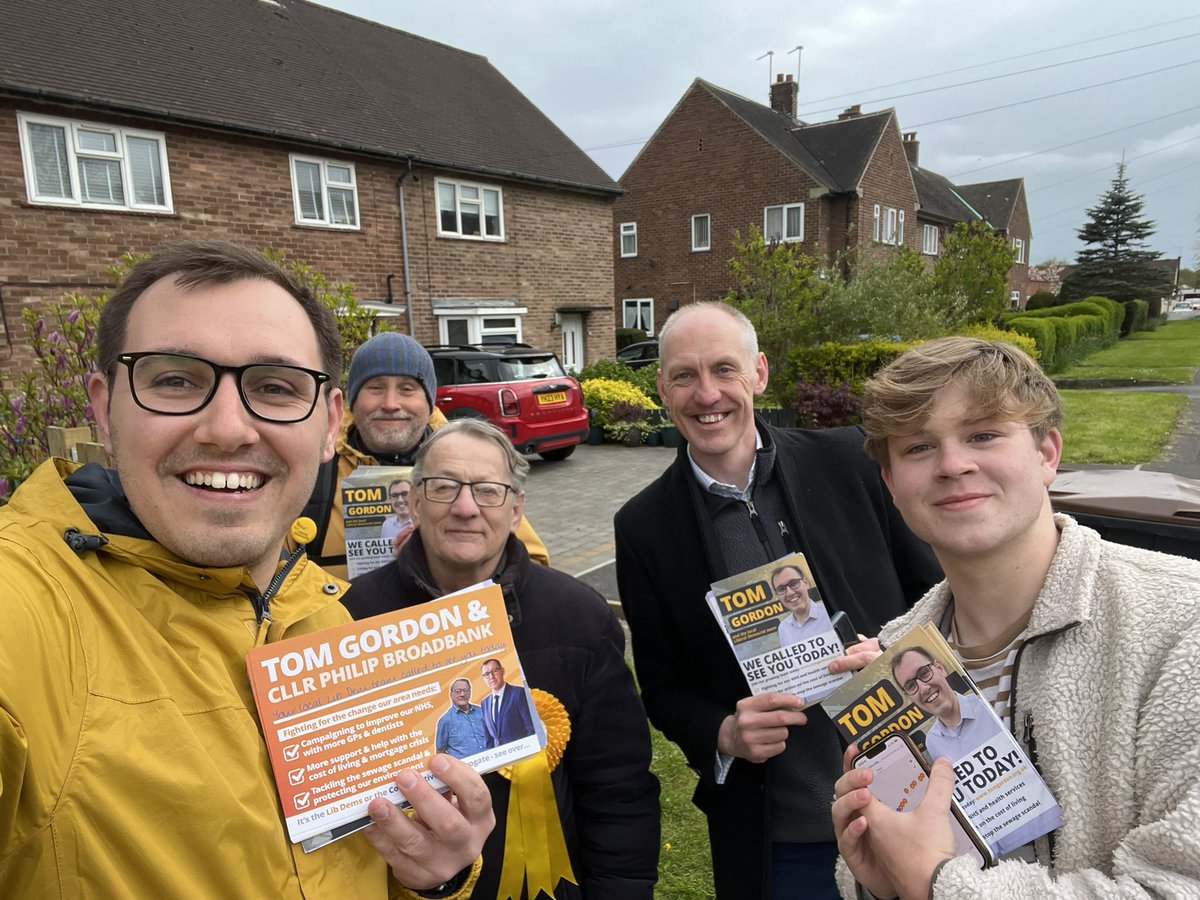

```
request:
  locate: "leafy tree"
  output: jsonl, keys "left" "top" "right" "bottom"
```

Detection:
{"left": 932, "top": 220, "right": 1015, "bottom": 324}
{"left": 1060, "top": 163, "right": 1174, "bottom": 306}
{"left": 814, "top": 246, "right": 952, "bottom": 342}
{"left": 720, "top": 227, "right": 822, "bottom": 402}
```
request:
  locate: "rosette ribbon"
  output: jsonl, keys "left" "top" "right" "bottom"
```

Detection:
{"left": 497, "top": 689, "right": 575, "bottom": 900}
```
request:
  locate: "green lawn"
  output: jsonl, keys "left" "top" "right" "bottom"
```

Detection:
{"left": 1056, "top": 319, "right": 1200, "bottom": 384}
{"left": 1060, "top": 390, "right": 1188, "bottom": 463}
{"left": 651, "top": 728, "right": 715, "bottom": 899}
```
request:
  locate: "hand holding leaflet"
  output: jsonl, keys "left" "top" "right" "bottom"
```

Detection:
{"left": 706, "top": 551, "right": 851, "bottom": 703}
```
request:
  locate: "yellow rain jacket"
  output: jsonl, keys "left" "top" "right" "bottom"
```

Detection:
{"left": 0, "top": 459, "right": 470, "bottom": 899}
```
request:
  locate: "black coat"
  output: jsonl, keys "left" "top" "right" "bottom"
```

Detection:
{"left": 614, "top": 422, "right": 941, "bottom": 900}
{"left": 344, "top": 534, "right": 660, "bottom": 900}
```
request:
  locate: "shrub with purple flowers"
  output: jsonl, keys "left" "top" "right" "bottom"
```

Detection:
{"left": 0, "top": 292, "right": 105, "bottom": 502}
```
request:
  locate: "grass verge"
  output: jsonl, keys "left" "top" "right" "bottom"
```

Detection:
{"left": 1057, "top": 319, "right": 1200, "bottom": 383}
{"left": 651, "top": 726, "right": 715, "bottom": 898}
{"left": 1060, "top": 390, "right": 1188, "bottom": 464}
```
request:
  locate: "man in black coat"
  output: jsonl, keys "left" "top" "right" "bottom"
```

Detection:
{"left": 346, "top": 419, "right": 660, "bottom": 900}
{"left": 614, "top": 302, "right": 941, "bottom": 900}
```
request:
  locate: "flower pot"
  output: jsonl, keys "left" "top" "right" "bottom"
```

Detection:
{"left": 623, "top": 427, "right": 643, "bottom": 447}
{"left": 645, "top": 430, "right": 662, "bottom": 447}
{"left": 586, "top": 426, "right": 604, "bottom": 445}
{"left": 660, "top": 425, "right": 681, "bottom": 448}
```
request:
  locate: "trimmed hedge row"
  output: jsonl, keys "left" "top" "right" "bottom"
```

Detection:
{"left": 999, "top": 296, "right": 1123, "bottom": 372}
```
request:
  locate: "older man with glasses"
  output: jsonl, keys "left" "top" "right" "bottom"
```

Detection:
{"left": 0, "top": 240, "right": 492, "bottom": 899}
{"left": 344, "top": 418, "right": 661, "bottom": 900}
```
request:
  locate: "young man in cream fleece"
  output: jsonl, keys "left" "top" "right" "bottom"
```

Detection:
{"left": 833, "top": 336, "right": 1200, "bottom": 898}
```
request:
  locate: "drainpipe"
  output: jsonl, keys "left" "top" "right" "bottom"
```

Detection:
{"left": 397, "top": 159, "right": 416, "bottom": 333}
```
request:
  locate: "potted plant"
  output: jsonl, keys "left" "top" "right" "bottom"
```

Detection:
{"left": 605, "top": 401, "right": 648, "bottom": 446}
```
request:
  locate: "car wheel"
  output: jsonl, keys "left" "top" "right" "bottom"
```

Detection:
{"left": 538, "top": 446, "right": 576, "bottom": 462}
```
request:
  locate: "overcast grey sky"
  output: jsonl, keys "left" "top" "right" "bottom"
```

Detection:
{"left": 318, "top": 0, "right": 1199, "bottom": 268}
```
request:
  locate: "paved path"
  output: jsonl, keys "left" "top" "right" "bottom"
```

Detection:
{"left": 1108, "top": 370, "right": 1200, "bottom": 481}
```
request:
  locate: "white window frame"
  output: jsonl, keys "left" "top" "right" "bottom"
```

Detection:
{"left": 1013, "top": 238, "right": 1026, "bottom": 264}
{"left": 1010, "top": 290, "right": 1022, "bottom": 309}
{"left": 898, "top": 210, "right": 905, "bottom": 245}
{"left": 433, "top": 305, "right": 527, "bottom": 345}
{"left": 620, "top": 222, "right": 638, "bottom": 258}
{"left": 882, "top": 208, "right": 898, "bottom": 245}
{"left": 436, "top": 177, "right": 505, "bottom": 241}
{"left": 763, "top": 202, "right": 805, "bottom": 243}
{"left": 17, "top": 111, "right": 173, "bottom": 212}
{"left": 290, "top": 154, "right": 360, "bottom": 229}
{"left": 873, "top": 204, "right": 881, "bottom": 242}
{"left": 922, "top": 224, "right": 939, "bottom": 256}
{"left": 623, "top": 298, "right": 654, "bottom": 335}
{"left": 691, "top": 213, "right": 711, "bottom": 252}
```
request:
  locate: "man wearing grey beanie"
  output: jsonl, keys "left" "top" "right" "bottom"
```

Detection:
{"left": 302, "top": 331, "right": 549, "bottom": 577}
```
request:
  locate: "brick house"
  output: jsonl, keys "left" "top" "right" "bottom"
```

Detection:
{"left": 0, "top": 0, "right": 618, "bottom": 379}
{"left": 615, "top": 75, "right": 1032, "bottom": 332}
{"left": 954, "top": 179, "right": 1033, "bottom": 307}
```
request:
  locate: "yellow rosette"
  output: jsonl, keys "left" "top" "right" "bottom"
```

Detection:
{"left": 497, "top": 689, "right": 576, "bottom": 900}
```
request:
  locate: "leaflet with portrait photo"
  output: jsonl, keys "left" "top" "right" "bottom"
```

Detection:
{"left": 705, "top": 552, "right": 850, "bottom": 704}
{"left": 340, "top": 465, "right": 413, "bottom": 578}
{"left": 245, "top": 582, "right": 543, "bottom": 850}
{"left": 820, "top": 622, "right": 1062, "bottom": 861}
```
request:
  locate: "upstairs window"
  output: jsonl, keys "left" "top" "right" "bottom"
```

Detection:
{"left": 437, "top": 178, "right": 504, "bottom": 240}
{"left": 1013, "top": 238, "right": 1026, "bottom": 264}
{"left": 691, "top": 213, "right": 711, "bottom": 252}
{"left": 922, "top": 224, "right": 939, "bottom": 255}
{"left": 764, "top": 202, "right": 804, "bottom": 242}
{"left": 620, "top": 222, "right": 638, "bottom": 258}
{"left": 18, "top": 112, "right": 172, "bottom": 212}
{"left": 291, "top": 155, "right": 359, "bottom": 229}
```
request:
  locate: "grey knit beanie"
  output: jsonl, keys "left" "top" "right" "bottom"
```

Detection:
{"left": 347, "top": 332, "right": 437, "bottom": 410}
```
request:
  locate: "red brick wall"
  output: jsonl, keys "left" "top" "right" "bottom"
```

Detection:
{"left": 613, "top": 83, "right": 824, "bottom": 338}
{"left": 614, "top": 90, "right": 924, "bottom": 337}
{"left": 0, "top": 100, "right": 614, "bottom": 377}
{"left": 1007, "top": 183, "right": 1032, "bottom": 302}
{"left": 854, "top": 114, "right": 921, "bottom": 262}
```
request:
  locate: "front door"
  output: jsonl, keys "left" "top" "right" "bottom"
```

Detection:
{"left": 560, "top": 314, "right": 584, "bottom": 372}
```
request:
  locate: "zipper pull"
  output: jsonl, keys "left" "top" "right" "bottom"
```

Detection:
{"left": 1022, "top": 710, "right": 1034, "bottom": 745}
{"left": 746, "top": 499, "right": 758, "bottom": 518}
{"left": 778, "top": 521, "right": 789, "bottom": 537}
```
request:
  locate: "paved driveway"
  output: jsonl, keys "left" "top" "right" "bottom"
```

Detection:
{"left": 522, "top": 442, "right": 676, "bottom": 598}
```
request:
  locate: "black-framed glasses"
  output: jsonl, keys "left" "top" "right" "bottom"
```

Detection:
{"left": 899, "top": 663, "right": 936, "bottom": 696}
{"left": 117, "top": 352, "right": 331, "bottom": 424}
{"left": 419, "top": 476, "right": 516, "bottom": 508}
{"left": 774, "top": 577, "right": 808, "bottom": 597}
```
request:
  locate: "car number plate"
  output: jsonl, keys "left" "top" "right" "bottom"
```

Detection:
{"left": 537, "top": 391, "right": 567, "bottom": 405}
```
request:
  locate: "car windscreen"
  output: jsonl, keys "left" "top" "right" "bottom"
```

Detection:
{"left": 496, "top": 356, "right": 565, "bottom": 380}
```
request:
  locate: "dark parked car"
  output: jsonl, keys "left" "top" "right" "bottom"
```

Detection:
{"left": 426, "top": 344, "right": 589, "bottom": 461}
{"left": 616, "top": 340, "right": 659, "bottom": 370}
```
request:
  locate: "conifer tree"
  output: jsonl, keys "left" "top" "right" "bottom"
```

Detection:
{"left": 1060, "top": 163, "right": 1173, "bottom": 304}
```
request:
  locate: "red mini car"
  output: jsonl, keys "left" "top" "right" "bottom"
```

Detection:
{"left": 426, "top": 344, "right": 589, "bottom": 461}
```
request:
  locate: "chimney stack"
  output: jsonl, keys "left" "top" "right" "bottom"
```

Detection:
{"left": 902, "top": 131, "right": 919, "bottom": 166}
{"left": 770, "top": 73, "right": 798, "bottom": 119}
{"left": 837, "top": 104, "right": 862, "bottom": 120}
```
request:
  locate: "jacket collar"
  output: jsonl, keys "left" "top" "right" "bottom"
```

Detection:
{"left": 15, "top": 459, "right": 340, "bottom": 618}
{"left": 395, "top": 530, "right": 529, "bottom": 625}
{"left": 880, "top": 514, "right": 1090, "bottom": 646}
